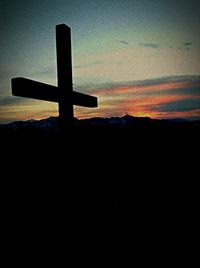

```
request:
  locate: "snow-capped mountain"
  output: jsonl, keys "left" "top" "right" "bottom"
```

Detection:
{"left": 0, "top": 114, "right": 195, "bottom": 132}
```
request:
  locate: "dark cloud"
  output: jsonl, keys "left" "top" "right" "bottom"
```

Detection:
{"left": 120, "top": 40, "right": 129, "bottom": 45}
{"left": 155, "top": 98, "right": 200, "bottom": 113}
{"left": 0, "top": 96, "right": 30, "bottom": 106}
{"left": 177, "top": 46, "right": 191, "bottom": 51}
{"left": 177, "top": 42, "right": 193, "bottom": 51}
{"left": 162, "top": 86, "right": 200, "bottom": 96}
{"left": 133, "top": 86, "right": 200, "bottom": 97}
{"left": 140, "top": 43, "right": 159, "bottom": 49}
{"left": 93, "top": 75, "right": 200, "bottom": 91}
{"left": 183, "top": 42, "right": 193, "bottom": 46}
{"left": 0, "top": 96, "right": 18, "bottom": 106}
{"left": 132, "top": 75, "right": 200, "bottom": 86}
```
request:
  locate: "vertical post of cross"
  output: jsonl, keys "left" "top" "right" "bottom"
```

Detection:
{"left": 56, "top": 24, "right": 73, "bottom": 123}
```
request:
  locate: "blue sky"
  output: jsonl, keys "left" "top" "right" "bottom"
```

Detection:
{"left": 0, "top": 0, "right": 200, "bottom": 122}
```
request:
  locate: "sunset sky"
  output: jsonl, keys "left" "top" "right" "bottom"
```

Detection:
{"left": 0, "top": 0, "right": 200, "bottom": 123}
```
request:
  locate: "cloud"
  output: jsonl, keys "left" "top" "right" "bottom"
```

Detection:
{"left": 84, "top": 75, "right": 200, "bottom": 120}
{"left": 177, "top": 42, "right": 193, "bottom": 51}
{"left": 183, "top": 42, "right": 193, "bottom": 46}
{"left": 177, "top": 47, "right": 191, "bottom": 51}
{"left": 140, "top": 43, "right": 159, "bottom": 49}
{"left": 120, "top": 40, "right": 129, "bottom": 45}
{"left": 1, "top": 75, "right": 200, "bottom": 123}
{"left": 154, "top": 98, "right": 200, "bottom": 113}
{"left": 0, "top": 96, "right": 26, "bottom": 106}
{"left": 92, "top": 75, "right": 200, "bottom": 96}
{"left": 0, "top": 100, "right": 57, "bottom": 123}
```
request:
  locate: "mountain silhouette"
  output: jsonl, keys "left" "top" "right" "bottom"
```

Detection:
{"left": 1, "top": 115, "right": 199, "bottom": 260}
{"left": 1, "top": 114, "right": 198, "bottom": 132}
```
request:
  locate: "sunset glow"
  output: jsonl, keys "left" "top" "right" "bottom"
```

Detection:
{"left": 75, "top": 77, "right": 200, "bottom": 120}
{"left": 0, "top": 1, "right": 200, "bottom": 123}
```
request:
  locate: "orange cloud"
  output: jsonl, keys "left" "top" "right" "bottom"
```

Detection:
{"left": 93, "top": 79, "right": 200, "bottom": 96}
{"left": 121, "top": 94, "right": 197, "bottom": 118}
{"left": 76, "top": 77, "right": 200, "bottom": 120}
{"left": 1, "top": 76, "right": 199, "bottom": 122}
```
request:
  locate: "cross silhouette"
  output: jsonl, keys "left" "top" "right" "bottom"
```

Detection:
{"left": 11, "top": 24, "right": 98, "bottom": 123}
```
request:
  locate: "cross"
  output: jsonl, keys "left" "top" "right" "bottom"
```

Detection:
{"left": 11, "top": 24, "right": 98, "bottom": 123}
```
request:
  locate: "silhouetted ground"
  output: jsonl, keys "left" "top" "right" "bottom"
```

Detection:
{"left": 1, "top": 115, "right": 199, "bottom": 262}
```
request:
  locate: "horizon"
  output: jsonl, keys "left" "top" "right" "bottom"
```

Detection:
{"left": 0, "top": 0, "right": 200, "bottom": 123}
{"left": 1, "top": 111, "right": 200, "bottom": 127}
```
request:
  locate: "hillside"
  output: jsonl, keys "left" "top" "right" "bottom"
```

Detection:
{"left": 1, "top": 114, "right": 199, "bottom": 195}
{"left": 1, "top": 115, "right": 199, "bottom": 257}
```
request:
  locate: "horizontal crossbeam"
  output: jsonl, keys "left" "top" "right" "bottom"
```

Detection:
{"left": 12, "top": 77, "right": 58, "bottom": 102}
{"left": 12, "top": 77, "right": 97, "bottom": 108}
{"left": 73, "top": 91, "right": 97, "bottom": 108}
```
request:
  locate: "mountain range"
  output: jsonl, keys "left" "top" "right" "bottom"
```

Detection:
{"left": 1, "top": 114, "right": 199, "bottom": 205}
{"left": 1, "top": 115, "right": 199, "bottom": 257}
{"left": 0, "top": 114, "right": 198, "bottom": 132}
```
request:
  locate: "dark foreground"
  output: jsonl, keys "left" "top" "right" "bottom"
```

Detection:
{"left": 1, "top": 115, "right": 199, "bottom": 263}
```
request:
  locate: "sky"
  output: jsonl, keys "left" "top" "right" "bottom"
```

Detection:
{"left": 0, "top": 0, "right": 200, "bottom": 123}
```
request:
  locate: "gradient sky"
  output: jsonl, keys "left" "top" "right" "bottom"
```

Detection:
{"left": 0, "top": 0, "right": 200, "bottom": 123}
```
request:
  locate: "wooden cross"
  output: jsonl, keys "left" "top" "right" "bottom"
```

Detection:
{"left": 11, "top": 24, "right": 98, "bottom": 123}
